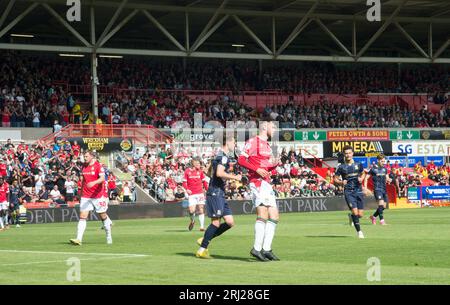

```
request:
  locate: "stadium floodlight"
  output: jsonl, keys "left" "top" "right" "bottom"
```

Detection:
{"left": 99, "top": 55, "right": 124, "bottom": 58}
{"left": 10, "top": 34, "right": 34, "bottom": 38}
{"left": 232, "top": 44, "right": 245, "bottom": 47}
{"left": 59, "top": 53, "right": 85, "bottom": 57}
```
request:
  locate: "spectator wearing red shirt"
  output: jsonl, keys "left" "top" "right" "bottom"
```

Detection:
{"left": 1, "top": 107, "right": 11, "bottom": 128}
{"left": 0, "top": 161, "right": 7, "bottom": 177}
{"left": 427, "top": 160, "right": 436, "bottom": 172}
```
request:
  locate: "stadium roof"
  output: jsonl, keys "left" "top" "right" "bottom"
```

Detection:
{"left": 0, "top": 0, "right": 449, "bottom": 63}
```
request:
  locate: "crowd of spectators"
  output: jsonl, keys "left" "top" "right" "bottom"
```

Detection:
{"left": 0, "top": 138, "right": 120, "bottom": 209}
{"left": 94, "top": 90, "right": 450, "bottom": 129}
{"left": 389, "top": 160, "right": 450, "bottom": 198}
{"left": 114, "top": 142, "right": 450, "bottom": 203}
{"left": 2, "top": 51, "right": 449, "bottom": 129}
{"left": 116, "top": 145, "right": 339, "bottom": 203}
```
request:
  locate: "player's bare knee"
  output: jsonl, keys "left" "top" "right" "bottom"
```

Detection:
{"left": 211, "top": 219, "right": 220, "bottom": 227}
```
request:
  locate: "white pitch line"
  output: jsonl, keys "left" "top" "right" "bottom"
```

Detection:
{"left": 2, "top": 255, "right": 146, "bottom": 267}
{"left": 0, "top": 249, "right": 149, "bottom": 257}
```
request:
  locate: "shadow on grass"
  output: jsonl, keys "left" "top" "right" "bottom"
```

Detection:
{"left": 176, "top": 252, "right": 256, "bottom": 262}
{"left": 304, "top": 235, "right": 350, "bottom": 238}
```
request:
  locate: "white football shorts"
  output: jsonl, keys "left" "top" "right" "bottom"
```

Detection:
{"left": 79, "top": 197, "right": 108, "bottom": 213}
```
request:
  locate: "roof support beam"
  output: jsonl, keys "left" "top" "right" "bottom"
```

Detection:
{"left": 232, "top": 15, "right": 272, "bottom": 55}
{"left": 394, "top": 22, "right": 429, "bottom": 58}
{"left": 428, "top": 23, "right": 433, "bottom": 58}
{"left": 0, "top": 0, "right": 16, "bottom": 30}
{"left": 189, "top": 14, "right": 229, "bottom": 53}
{"left": 97, "top": 9, "right": 139, "bottom": 48}
{"left": 276, "top": 0, "right": 318, "bottom": 56}
{"left": 1, "top": 42, "right": 450, "bottom": 63}
{"left": 13, "top": 0, "right": 450, "bottom": 23}
{"left": 433, "top": 38, "right": 450, "bottom": 60}
{"left": 271, "top": 17, "right": 276, "bottom": 54}
{"left": 90, "top": 5, "right": 96, "bottom": 45}
{"left": 190, "top": 0, "right": 228, "bottom": 53}
{"left": 97, "top": 0, "right": 128, "bottom": 47}
{"left": 275, "top": 0, "right": 301, "bottom": 11}
{"left": 315, "top": 18, "right": 353, "bottom": 57}
{"left": 0, "top": 2, "right": 37, "bottom": 39}
{"left": 352, "top": 19, "right": 356, "bottom": 56}
{"left": 356, "top": 0, "right": 409, "bottom": 59}
{"left": 185, "top": 12, "right": 190, "bottom": 51}
{"left": 42, "top": 3, "right": 91, "bottom": 47}
{"left": 142, "top": 10, "right": 186, "bottom": 52}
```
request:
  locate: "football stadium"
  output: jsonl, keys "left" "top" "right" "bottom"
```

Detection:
{"left": 0, "top": 0, "right": 449, "bottom": 289}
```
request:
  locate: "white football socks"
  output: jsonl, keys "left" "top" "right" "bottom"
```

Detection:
{"left": 262, "top": 219, "right": 278, "bottom": 251}
{"left": 199, "top": 214, "right": 205, "bottom": 229}
{"left": 254, "top": 218, "right": 266, "bottom": 251}
{"left": 76, "top": 219, "right": 87, "bottom": 241}
{"left": 103, "top": 217, "right": 112, "bottom": 242}
{"left": 0, "top": 216, "right": 4, "bottom": 229}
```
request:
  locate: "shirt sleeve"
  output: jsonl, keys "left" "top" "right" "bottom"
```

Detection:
{"left": 357, "top": 163, "right": 364, "bottom": 174}
{"left": 335, "top": 165, "right": 343, "bottom": 177}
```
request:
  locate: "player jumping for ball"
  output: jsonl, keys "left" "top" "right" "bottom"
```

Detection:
{"left": 183, "top": 158, "right": 209, "bottom": 231}
{"left": 70, "top": 150, "right": 113, "bottom": 245}
{"left": 238, "top": 121, "right": 281, "bottom": 261}
{"left": 365, "top": 154, "right": 391, "bottom": 225}
{"left": 334, "top": 145, "right": 367, "bottom": 239}
{"left": 195, "top": 134, "right": 242, "bottom": 259}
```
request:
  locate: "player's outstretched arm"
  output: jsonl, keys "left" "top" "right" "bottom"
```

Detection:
{"left": 363, "top": 171, "right": 370, "bottom": 189}
{"left": 216, "top": 164, "right": 242, "bottom": 181}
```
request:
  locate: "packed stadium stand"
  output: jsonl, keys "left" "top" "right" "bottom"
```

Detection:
{"left": 1, "top": 52, "right": 449, "bottom": 129}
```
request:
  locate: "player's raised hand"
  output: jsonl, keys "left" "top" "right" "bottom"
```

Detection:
{"left": 342, "top": 179, "right": 348, "bottom": 186}
{"left": 256, "top": 168, "right": 270, "bottom": 178}
{"left": 187, "top": 189, "right": 192, "bottom": 195}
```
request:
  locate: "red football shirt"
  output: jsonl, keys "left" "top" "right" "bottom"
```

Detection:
{"left": 0, "top": 164, "right": 7, "bottom": 177}
{"left": 81, "top": 161, "right": 105, "bottom": 199}
{"left": 0, "top": 182, "right": 9, "bottom": 202}
{"left": 108, "top": 176, "right": 117, "bottom": 190}
{"left": 241, "top": 136, "right": 278, "bottom": 185}
{"left": 72, "top": 145, "right": 80, "bottom": 157}
{"left": 183, "top": 168, "right": 208, "bottom": 195}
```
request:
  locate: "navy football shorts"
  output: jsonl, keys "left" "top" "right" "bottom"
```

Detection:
{"left": 373, "top": 190, "right": 388, "bottom": 203}
{"left": 206, "top": 192, "right": 232, "bottom": 218}
{"left": 344, "top": 191, "right": 364, "bottom": 210}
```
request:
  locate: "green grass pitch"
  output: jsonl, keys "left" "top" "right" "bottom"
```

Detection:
{"left": 0, "top": 207, "right": 449, "bottom": 284}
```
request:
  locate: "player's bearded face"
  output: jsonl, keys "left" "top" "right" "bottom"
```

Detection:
{"left": 267, "top": 122, "right": 275, "bottom": 139}
{"left": 344, "top": 150, "right": 353, "bottom": 161}
{"left": 379, "top": 158, "right": 386, "bottom": 166}
{"left": 84, "top": 153, "right": 93, "bottom": 164}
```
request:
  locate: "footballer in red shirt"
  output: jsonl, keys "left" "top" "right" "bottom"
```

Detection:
{"left": 0, "top": 177, "right": 10, "bottom": 230}
{"left": 238, "top": 121, "right": 281, "bottom": 261}
{"left": 70, "top": 150, "right": 113, "bottom": 245}
{"left": 183, "top": 158, "right": 209, "bottom": 231}
{"left": 0, "top": 161, "right": 7, "bottom": 177}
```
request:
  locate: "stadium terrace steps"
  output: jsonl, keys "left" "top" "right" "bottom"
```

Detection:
{"left": 110, "top": 167, "right": 158, "bottom": 205}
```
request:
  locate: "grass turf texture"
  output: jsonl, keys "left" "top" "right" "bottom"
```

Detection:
{"left": 0, "top": 207, "right": 449, "bottom": 284}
